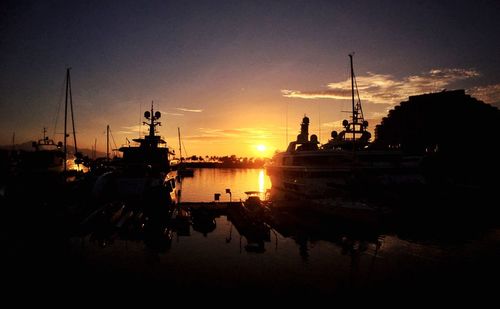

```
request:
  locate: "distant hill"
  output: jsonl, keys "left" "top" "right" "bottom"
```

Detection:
{"left": 0, "top": 141, "right": 106, "bottom": 158}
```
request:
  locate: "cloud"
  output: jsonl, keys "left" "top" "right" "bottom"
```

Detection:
{"left": 176, "top": 107, "right": 203, "bottom": 113}
{"left": 468, "top": 84, "right": 500, "bottom": 106}
{"left": 158, "top": 110, "right": 184, "bottom": 116}
{"left": 183, "top": 127, "right": 277, "bottom": 142}
{"left": 283, "top": 68, "right": 480, "bottom": 105}
{"left": 116, "top": 125, "right": 145, "bottom": 135}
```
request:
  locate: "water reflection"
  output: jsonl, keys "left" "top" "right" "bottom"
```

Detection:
{"left": 258, "top": 169, "right": 265, "bottom": 196}
{"left": 177, "top": 168, "right": 271, "bottom": 202}
{"left": 191, "top": 207, "right": 217, "bottom": 236}
{"left": 7, "top": 168, "right": 497, "bottom": 295}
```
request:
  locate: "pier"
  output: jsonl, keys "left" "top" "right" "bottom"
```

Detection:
{"left": 178, "top": 201, "right": 242, "bottom": 211}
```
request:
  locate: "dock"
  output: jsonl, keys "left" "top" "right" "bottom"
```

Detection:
{"left": 178, "top": 201, "right": 242, "bottom": 211}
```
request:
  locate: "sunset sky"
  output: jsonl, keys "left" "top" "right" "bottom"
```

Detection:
{"left": 1, "top": 0, "right": 499, "bottom": 157}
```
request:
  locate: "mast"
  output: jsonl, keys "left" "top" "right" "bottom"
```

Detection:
{"left": 178, "top": 127, "right": 182, "bottom": 163}
{"left": 106, "top": 125, "right": 110, "bottom": 161}
{"left": 349, "top": 54, "right": 356, "bottom": 142}
{"left": 68, "top": 69, "right": 78, "bottom": 154}
{"left": 64, "top": 69, "right": 69, "bottom": 171}
{"left": 149, "top": 102, "right": 154, "bottom": 137}
{"left": 143, "top": 101, "right": 161, "bottom": 141}
{"left": 285, "top": 101, "right": 288, "bottom": 146}
{"left": 63, "top": 67, "right": 79, "bottom": 171}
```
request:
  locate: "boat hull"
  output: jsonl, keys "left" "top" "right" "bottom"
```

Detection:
{"left": 266, "top": 150, "right": 424, "bottom": 198}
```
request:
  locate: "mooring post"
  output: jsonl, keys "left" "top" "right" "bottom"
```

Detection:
{"left": 226, "top": 188, "right": 232, "bottom": 206}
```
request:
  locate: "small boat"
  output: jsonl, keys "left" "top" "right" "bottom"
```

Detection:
{"left": 18, "top": 128, "right": 65, "bottom": 174}
{"left": 227, "top": 193, "right": 271, "bottom": 253}
{"left": 240, "top": 191, "right": 271, "bottom": 219}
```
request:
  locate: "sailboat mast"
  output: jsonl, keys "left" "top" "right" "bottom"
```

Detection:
{"left": 64, "top": 68, "right": 69, "bottom": 171}
{"left": 178, "top": 127, "right": 182, "bottom": 162}
{"left": 106, "top": 125, "right": 110, "bottom": 160}
{"left": 68, "top": 69, "right": 78, "bottom": 154}
{"left": 349, "top": 54, "right": 356, "bottom": 142}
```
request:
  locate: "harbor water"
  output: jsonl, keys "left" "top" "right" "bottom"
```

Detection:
{"left": 176, "top": 168, "right": 271, "bottom": 202}
{"left": 4, "top": 168, "right": 499, "bottom": 299}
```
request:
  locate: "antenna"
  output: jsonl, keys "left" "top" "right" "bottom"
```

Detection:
{"left": 106, "top": 125, "right": 110, "bottom": 160}
{"left": 318, "top": 102, "right": 321, "bottom": 143}
{"left": 285, "top": 101, "right": 288, "bottom": 146}
{"left": 349, "top": 54, "right": 356, "bottom": 142}
{"left": 139, "top": 101, "right": 142, "bottom": 138}
{"left": 178, "top": 127, "right": 182, "bottom": 162}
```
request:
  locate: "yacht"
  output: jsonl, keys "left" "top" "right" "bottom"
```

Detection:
{"left": 92, "top": 103, "right": 176, "bottom": 203}
{"left": 266, "top": 55, "right": 423, "bottom": 198}
{"left": 19, "top": 128, "right": 65, "bottom": 174}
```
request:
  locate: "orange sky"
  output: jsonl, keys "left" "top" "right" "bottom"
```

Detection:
{"left": 1, "top": 2, "right": 499, "bottom": 157}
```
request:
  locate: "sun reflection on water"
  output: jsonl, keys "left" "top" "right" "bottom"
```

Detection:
{"left": 259, "top": 169, "right": 265, "bottom": 196}
{"left": 178, "top": 168, "right": 271, "bottom": 202}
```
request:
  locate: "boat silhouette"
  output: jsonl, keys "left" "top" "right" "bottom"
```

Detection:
{"left": 17, "top": 127, "right": 65, "bottom": 174}
{"left": 226, "top": 192, "right": 271, "bottom": 253}
{"left": 266, "top": 54, "right": 424, "bottom": 200}
{"left": 91, "top": 102, "right": 176, "bottom": 204}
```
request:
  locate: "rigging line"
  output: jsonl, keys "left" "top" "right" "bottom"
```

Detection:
{"left": 139, "top": 101, "right": 142, "bottom": 139}
{"left": 68, "top": 69, "right": 78, "bottom": 153}
{"left": 353, "top": 74, "right": 364, "bottom": 120}
{"left": 53, "top": 73, "right": 66, "bottom": 137}
{"left": 182, "top": 140, "right": 188, "bottom": 158}
{"left": 109, "top": 127, "right": 118, "bottom": 152}
{"left": 318, "top": 102, "right": 321, "bottom": 143}
{"left": 285, "top": 101, "right": 288, "bottom": 146}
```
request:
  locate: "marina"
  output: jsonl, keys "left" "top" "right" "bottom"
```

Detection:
{"left": 1, "top": 65, "right": 499, "bottom": 297}
{"left": 2, "top": 2, "right": 500, "bottom": 299}
{"left": 2, "top": 166, "right": 499, "bottom": 297}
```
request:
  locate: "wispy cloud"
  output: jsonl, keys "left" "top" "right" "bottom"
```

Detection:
{"left": 157, "top": 110, "right": 184, "bottom": 116}
{"left": 176, "top": 107, "right": 203, "bottom": 113}
{"left": 282, "top": 68, "right": 480, "bottom": 105}
{"left": 116, "top": 125, "right": 144, "bottom": 135}
{"left": 182, "top": 127, "right": 277, "bottom": 142}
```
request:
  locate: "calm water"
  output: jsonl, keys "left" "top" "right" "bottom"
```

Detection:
{"left": 176, "top": 168, "right": 271, "bottom": 202}
{"left": 5, "top": 168, "right": 499, "bottom": 297}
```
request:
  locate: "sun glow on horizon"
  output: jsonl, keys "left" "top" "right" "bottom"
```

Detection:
{"left": 252, "top": 144, "right": 273, "bottom": 158}
{"left": 256, "top": 144, "right": 267, "bottom": 152}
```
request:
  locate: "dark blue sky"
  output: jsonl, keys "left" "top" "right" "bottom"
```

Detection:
{"left": 1, "top": 0, "right": 499, "bottom": 156}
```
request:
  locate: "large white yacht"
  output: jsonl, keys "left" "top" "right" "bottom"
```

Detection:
{"left": 266, "top": 55, "right": 424, "bottom": 198}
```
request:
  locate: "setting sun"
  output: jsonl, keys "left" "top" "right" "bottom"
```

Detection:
{"left": 256, "top": 144, "right": 267, "bottom": 152}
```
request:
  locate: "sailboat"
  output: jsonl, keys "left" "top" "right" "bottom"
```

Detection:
{"left": 266, "top": 54, "right": 424, "bottom": 199}
{"left": 176, "top": 127, "right": 194, "bottom": 177}
{"left": 18, "top": 68, "right": 81, "bottom": 175}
